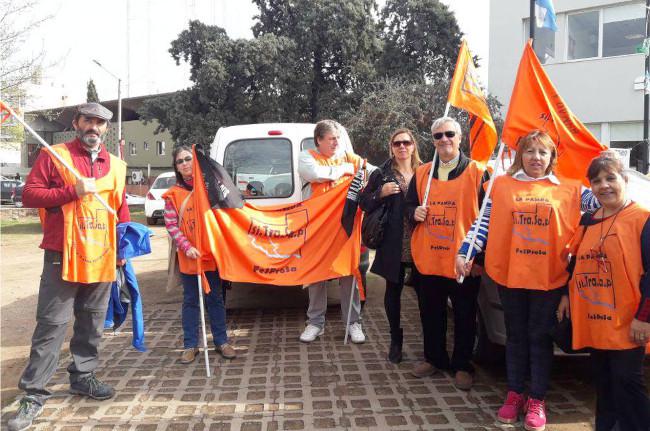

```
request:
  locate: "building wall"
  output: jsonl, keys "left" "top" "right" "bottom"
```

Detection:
{"left": 489, "top": 0, "right": 645, "bottom": 147}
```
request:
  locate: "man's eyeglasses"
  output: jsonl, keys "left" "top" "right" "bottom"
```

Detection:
{"left": 175, "top": 156, "right": 193, "bottom": 165}
{"left": 391, "top": 140, "right": 413, "bottom": 148}
{"left": 433, "top": 131, "right": 456, "bottom": 140}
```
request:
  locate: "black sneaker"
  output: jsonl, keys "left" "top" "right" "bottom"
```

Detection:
{"left": 69, "top": 373, "right": 115, "bottom": 400}
{"left": 7, "top": 397, "right": 43, "bottom": 431}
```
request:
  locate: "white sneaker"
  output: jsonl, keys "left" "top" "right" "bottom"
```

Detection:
{"left": 300, "top": 324, "right": 324, "bottom": 342}
{"left": 348, "top": 322, "right": 366, "bottom": 344}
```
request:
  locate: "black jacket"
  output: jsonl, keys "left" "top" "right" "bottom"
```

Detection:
{"left": 360, "top": 158, "right": 412, "bottom": 283}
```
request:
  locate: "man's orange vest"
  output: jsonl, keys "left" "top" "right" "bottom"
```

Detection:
{"left": 307, "top": 150, "right": 362, "bottom": 198}
{"left": 485, "top": 175, "right": 581, "bottom": 291}
{"left": 569, "top": 203, "right": 650, "bottom": 351}
{"left": 46, "top": 144, "right": 126, "bottom": 283}
{"left": 411, "top": 160, "right": 484, "bottom": 279}
{"left": 163, "top": 184, "right": 217, "bottom": 275}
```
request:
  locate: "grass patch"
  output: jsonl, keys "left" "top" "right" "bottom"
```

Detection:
{"left": 0, "top": 220, "right": 42, "bottom": 235}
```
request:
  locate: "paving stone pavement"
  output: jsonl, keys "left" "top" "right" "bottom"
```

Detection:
{"left": 1, "top": 286, "right": 600, "bottom": 431}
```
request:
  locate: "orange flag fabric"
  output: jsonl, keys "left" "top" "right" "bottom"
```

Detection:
{"left": 502, "top": 41, "right": 606, "bottom": 184}
{"left": 447, "top": 41, "right": 498, "bottom": 165}
{"left": 0, "top": 100, "right": 12, "bottom": 124}
{"left": 191, "top": 146, "right": 365, "bottom": 298}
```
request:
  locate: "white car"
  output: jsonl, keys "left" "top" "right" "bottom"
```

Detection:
{"left": 125, "top": 193, "right": 146, "bottom": 206}
{"left": 144, "top": 172, "right": 176, "bottom": 225}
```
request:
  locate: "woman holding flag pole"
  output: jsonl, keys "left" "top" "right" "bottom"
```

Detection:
{"left": 456, "top": 130, "right": 599, "bottom": 431}
{"left": 163, "top": 146, "right": 235, "bottom": 368}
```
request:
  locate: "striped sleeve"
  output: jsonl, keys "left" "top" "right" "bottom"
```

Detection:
{"left": 580, "top": 187, "right": 600, "bottom": 213}
{"left": 458, "top": 197, "right": 492, "bottom": 259}
{"left": 164, "top": 198, "right": 192, "bottom": 254}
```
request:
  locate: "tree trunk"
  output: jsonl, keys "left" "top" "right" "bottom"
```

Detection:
{"left": 310, "top": 50, "right": 323, "bottom": 122}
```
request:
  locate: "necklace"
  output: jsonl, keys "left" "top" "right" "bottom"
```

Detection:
{"left": 593, "top": 200, "right": 628, "bottom": 273}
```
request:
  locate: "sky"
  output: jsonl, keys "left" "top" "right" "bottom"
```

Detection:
{"left": 20, "top": 0, "right": 489, "bottom": 111}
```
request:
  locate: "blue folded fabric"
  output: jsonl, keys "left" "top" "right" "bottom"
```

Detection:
{"left": 117, "top": 222, "right": 153, "bottom": 260}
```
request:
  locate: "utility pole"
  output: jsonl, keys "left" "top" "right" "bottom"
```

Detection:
{"left": 529, "top": 0, "right": 536, "bottom": 48}
{"left": 92, "top": 60, "right": 122, "bottom": 155}
{"left": 642, "top": 0, "right": 649, "bottom": 174}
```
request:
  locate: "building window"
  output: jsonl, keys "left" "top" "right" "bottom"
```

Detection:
{"left": 143, "top": 141, "right": 149, "bottom": 151}
{"left": 603, "top": 4, "right": 645, "bottom": 57}
{"left": 568, "top": 10, "right": 599, "bottom": 60}
{"left": 129, "top": 142, "right": 136, "bottom": 156}
{"left": 524, "top": 19, "right": 556, "bottom": 64}
{"left": 157, "top": 140, "right": 165, "bottom": 156}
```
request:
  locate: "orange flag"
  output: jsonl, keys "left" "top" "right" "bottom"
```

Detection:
{"left": 447, "top": 41, "right": 498, "bottom": 165}
{"left": 0, "top": 100, "right": 12, "bottom": 124}
{"left": 192, "top": 146, "right": 365, "bottom": 298}
{"left": 502, "top": 41, "right": 606, "bottom": 184}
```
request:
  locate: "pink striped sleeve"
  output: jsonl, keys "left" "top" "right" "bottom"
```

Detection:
{"left": 164, "top": 198, "right": 192, "bottom": 254}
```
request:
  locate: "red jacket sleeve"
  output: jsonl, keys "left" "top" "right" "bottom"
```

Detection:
{"left": 118, "top": 188, "right": 131, "bottom": 223}
{"left": 22, "top": 150, "right": 77, "bottom": 209}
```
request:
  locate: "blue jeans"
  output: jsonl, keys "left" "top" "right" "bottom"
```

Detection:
{"left": 181, "top": 271, "right": 227, "bottom": 348}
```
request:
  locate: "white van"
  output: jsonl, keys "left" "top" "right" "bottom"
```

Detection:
{"left": 209, "top": 123, "right": 354, "bottom": 205}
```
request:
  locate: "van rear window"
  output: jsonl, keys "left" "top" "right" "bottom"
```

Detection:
{"left": 224, "top": 138, "right": 293, "bottom": 199}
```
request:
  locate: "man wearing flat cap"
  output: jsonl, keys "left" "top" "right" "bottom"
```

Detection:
{"left": 9, "top": 103, "right": 130, "bottom": 431}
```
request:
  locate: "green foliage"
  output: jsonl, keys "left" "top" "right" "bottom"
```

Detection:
{"left": 139, "top": 0, "right": 500, "bottom": 156}
{"left": 343, "top": 77, "right": 503, "bottom": 164}
{"left": 86, "top": 79, "right": 100, "bottom": 102}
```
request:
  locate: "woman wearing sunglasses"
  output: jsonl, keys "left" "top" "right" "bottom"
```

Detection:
{"left": 455, "top": 130, "right": 599, "bottom": 431}
{"left": 360, "top": 128, "right": 422, "bottom": 363}
{"left": 406, "top": 117, "right": 490, "bottom": 391}
{"left": 162, "top": 146, "right": 235, "bottom": 364}
{"left": 557, "top": 152, "right": 650, "bottom": 431}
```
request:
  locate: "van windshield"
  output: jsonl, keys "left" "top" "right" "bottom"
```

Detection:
{"left": 224, "top": 138, "right": 293, "bottom": 198}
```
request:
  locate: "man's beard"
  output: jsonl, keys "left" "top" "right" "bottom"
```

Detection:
{"left": 78, "top": 129, "right": 102, "bottom": 146}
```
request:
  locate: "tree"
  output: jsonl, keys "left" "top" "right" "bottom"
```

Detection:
{"left": 342, "top": 77, "right": 503, "bottom": 164}
{"left": 252, "top": 0, "right": 381, "bottom": 121}
{"left": 377, "top": 0, "right": 463, "bottom": 82}
{"left": 86, "top": 79, "right": 99, "bottom": 102}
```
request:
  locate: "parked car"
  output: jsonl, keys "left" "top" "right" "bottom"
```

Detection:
{"left": 126, "top": 193, "right": 146, "bottom": 206}
{"left": 209, "top": 123, "right": 370, "bottom": 292}
{"left": 144, "top": 172, "right": 176, "bottom": 225}
{"left": 11, "top": 183, "right": 24, "bottom": 207}
{"left": 0, "top": 179, "right": 21, "bottom": 204}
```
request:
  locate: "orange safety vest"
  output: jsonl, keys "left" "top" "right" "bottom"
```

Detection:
{"left": 411, "top": 160, "right": 484, "bottom": 278}
{"left": 46, "top": 144, "right": 126, "bottom": 283}
{"left": 163, "top": 185, "right": 217, "bottom": 275}
{"left": 485, "top": 175, "right": 581, "bottom": 291}
{"left": 307, "top": 150, "right": 362, "bottom": 198}
{"left": 569, "top": 203, "right": 650, "bottom": 351}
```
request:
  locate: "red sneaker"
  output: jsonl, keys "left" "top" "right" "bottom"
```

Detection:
{"left": 497, "top": 391, "right": 526, "bottom": 424}
{"left": 524, "top": 398, "right": 546, "bottom": 431}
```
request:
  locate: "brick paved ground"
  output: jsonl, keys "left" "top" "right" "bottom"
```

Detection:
{"left": 1, "top": 280, "right": 606, "bottom": 431}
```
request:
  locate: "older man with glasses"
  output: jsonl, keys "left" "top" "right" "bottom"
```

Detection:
{"left": 405, "top": 116, "right": 490, "bottom": 391}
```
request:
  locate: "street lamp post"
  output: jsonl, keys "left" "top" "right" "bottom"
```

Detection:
{"left": 92, "top": 59, "right": 122, "bottom": 155}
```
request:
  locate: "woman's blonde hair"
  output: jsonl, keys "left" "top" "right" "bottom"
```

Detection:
{"left": 388, "top": 128, "right": 422, "bottom": 172}
{"left": 507, "top": 130, "right": 558, "bottom": 177}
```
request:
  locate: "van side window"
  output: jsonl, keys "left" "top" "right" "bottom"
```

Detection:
{"left": 223, "top": 138, "right": 294, "bottom": 199}
{"left": 301, "top": 138, "right": 316, "bottom": 151}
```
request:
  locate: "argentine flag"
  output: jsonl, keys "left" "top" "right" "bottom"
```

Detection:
{"left": 535, "top": 0, "right": 558, "bottom": 32}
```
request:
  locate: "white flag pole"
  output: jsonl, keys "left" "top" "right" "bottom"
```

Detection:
{"left": 421, "top": 102, "right": 451, "bottom": 205}
{"left": 196, "top": 274, "right": 211, "bottom": 377}
{"left": 457, "top": 140, "right": 506, "bottom": 284}
{"left": 1, "top": 102, "right": 116, "bottom": 216}
{"left": 343, "top": 277, "right": 359, "bottom": 345}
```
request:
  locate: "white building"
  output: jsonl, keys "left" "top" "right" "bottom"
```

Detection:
{"left": 489, "top": 0, "right": 647, "bottom": 171}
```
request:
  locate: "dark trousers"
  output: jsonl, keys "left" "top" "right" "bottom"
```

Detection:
{"left": 591, "top": 347, "right": 650, "bottom": 431}
{"left": 181, "top": 271, "right": 228, "bottom": 348}
{"left": 18, "top": 250, "right": 111, "bottom": 406}
{"left": 384, "top": 263, "right": 414, "bottom": 337}
{"left": 498, "top": 285, "right": 563, "bottom": 400}
{"left": 416, "top": 272, "right": 480, "bottom": 372}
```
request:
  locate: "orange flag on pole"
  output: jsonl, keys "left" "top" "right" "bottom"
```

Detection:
{"left": 447, "top": 41, "right": 498, "bottom": 165}
{"left": 502, "top": 41, "right": 606, "bottom": 184}
{"left": 0, "top": 100, "right": 13, "bottom": 124}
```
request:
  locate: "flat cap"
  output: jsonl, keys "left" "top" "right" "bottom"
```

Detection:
{"left": 76, "top": 102, "right": 113, "bottom": 121}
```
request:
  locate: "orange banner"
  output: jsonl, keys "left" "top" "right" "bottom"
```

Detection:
{"left": 192, "top": 147, "right": 364, "bottom": 296}
{"left": 447, "top": 41, "right": 497, "bottom": 165}
{"left": 502, "top": 41, "right": 606, "bottom": 184}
